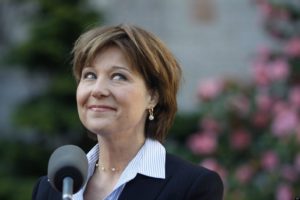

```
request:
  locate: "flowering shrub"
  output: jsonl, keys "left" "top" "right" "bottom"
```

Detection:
{"left": 183, "top": 1, "right": 300, "bottom": 199}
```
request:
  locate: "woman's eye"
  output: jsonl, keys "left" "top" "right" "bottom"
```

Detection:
{"left": 83, "top": 72, "right": 97, "bottom": 80}
{"left": 112, "top": 73, "right": 127, "bottom": 81}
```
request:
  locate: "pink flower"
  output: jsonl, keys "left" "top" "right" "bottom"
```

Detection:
{"left": 261, "top": 150, "right": 279, "bottom": 171}
{"left": 235, "top": 164, "right": 254, "bottom": 184}
{"left": 268, "top": 58, "right": 290, "bottom": 81}
{"left": 252, "top": 58, "right": 289, "bottom": 85}
{"left": 271, "top": 106, "right": 299, "bottom": 137}
{"left": 252, "top": 111, "right": 270, "bottom": 128}
{"left": 252, "top": 61, "right": 270, "bottom": 86}
{"left": 197, "top": 78, "right": 224, "bottom": 101}
{"left": 200, "top": 158, "right": 227, "bottom": 183}
{"left": 276, "top": 9, "right": 290, "bottom": 20}
{"left": 273, "top": 101, "right": 287, "bottom": 115}
{"left": 255, "top": 93, "right": 273, "bottom": 112}
{"left": 294, "top": 153, "right": 300, "bottom": 173}
{"left": 281, "top": 165, "right": 298, "bottom": 182}
{"left": 201, "top": 158, "right": 219, "bottom": 170}
{"left": 200, "top": 117, "right": 220, "bottom": 132}
{"left": 296, "top": 126, "right": 300, "bottom": 143}
{"left": 230, "top": 129, "right": 252, "bottom": 150}
{"left": 258, "top": 1, "right": 273, "bottom": 18}
{"left": 187, "top": 132, "right": 217, "bottom": 155}
{"left": 229, "top": 95, "right": 250, "bottom": 116}
{"left": 289, "top": 86, "right": 300, "bottom": 109}
{"left": 284, "top": 38, "right": 300, "bottom": 57}
{"left": 256, "top": 45, "right": 271, "bottom": 62}
{"left": 276, "top": 183, "right": 293, "bottom": 200}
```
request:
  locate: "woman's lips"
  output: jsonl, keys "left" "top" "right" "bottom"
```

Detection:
{"left": 88, "top": 105, "right": 116, "bottom": 112}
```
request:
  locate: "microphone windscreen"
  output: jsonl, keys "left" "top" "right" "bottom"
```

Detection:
{"left": 47, "top": 145, "right": 88, "bottom": 193}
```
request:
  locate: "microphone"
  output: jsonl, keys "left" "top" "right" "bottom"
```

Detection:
{"left": 47, "top": 145, "right": 88, "bottom": 200}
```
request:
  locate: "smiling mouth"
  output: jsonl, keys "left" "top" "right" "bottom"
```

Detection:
{"left": 88, "top": 105, "right": 116, "bottom": 112}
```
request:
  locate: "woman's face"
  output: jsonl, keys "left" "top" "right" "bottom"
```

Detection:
{"left": 76, "top": 46, "right": 156, "bottom": 139}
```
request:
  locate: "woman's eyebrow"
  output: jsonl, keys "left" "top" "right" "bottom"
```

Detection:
{"left": 111, "top": 65, "right": 132, "bottom": 72}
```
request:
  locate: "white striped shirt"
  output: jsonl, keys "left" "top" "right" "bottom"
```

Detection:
{"left": 73, "top": 138, "right": 166, "bottom": 200}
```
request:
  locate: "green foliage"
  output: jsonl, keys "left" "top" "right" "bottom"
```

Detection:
{"left": 169, "top": 112, "right": 200, "bottom": 140}
{"left": 6, "top": 0, "right": 101, "bottom": 72}
{"left": 6, "top": 0, "right": 102, "bottom": 139}
{"left": 0, "top": 139, "right": 51, "bottom": 200}
{"left": 0, "top": 176, "right": 36, "bottom": 200}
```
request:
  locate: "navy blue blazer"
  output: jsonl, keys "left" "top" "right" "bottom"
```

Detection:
{"left": 32, "top": 153, "right": 224, "bottom": 200}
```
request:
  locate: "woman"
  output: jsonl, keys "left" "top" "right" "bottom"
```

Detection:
{"left": 32, "top": 24, "right": 224, "bottom": 200}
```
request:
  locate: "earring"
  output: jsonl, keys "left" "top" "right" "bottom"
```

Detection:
{"left": 148, "top": 107, "right": 154, "bottom": 120}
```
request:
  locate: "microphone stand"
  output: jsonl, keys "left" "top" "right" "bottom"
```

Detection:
{"left": 62, "top": 177, "right": 74, "bottom": 200}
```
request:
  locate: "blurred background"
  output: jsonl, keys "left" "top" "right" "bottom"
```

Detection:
{"left": 0, "top": 0, "right": 300, "bottom": 199}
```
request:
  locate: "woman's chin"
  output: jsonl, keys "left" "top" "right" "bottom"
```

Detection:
{"left": 87, "top": 126, "right": 112, "bottom": 136}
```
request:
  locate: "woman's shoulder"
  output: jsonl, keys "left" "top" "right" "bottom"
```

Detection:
{"left": 166, "top": 153, "right": 211, "bottom": 173}
{"left": 165, "top": 153, "right": 223, "bottom": 186}
{"left": 165, "top": 153, "right": 224, "bottom": 199}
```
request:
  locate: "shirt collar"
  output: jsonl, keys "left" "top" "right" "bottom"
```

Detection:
{"left": 73, "top": 138, "right": 166, "bottom": 199}
{"left": 86, "top": 138, "right": 166, "bottom": 179}
{"left": 111, "top": 138, "right": 166, "bottom": 190}
{"left": 137, "top": 138, "right": 166, "bottom": 179}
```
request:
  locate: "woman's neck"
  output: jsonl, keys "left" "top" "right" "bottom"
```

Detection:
{"left": 96, "top": 134, "right": 146, "bottom": 174}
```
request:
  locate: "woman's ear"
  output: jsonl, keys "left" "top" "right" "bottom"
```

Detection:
{"left": 149, "top": 90, "right": 159, "bottom": 108}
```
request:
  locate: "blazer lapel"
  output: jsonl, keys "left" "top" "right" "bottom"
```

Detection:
{"left": 118, "top": 174, "right": 170, "bottom": 200}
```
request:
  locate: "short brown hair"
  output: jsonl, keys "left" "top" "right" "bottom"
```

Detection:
{"left": 72, "top": 24, "right": 182, "bottom": 142}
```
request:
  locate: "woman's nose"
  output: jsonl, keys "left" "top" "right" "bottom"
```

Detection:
{"left": 91, "top": 79, "right": 110, "bottom": 98}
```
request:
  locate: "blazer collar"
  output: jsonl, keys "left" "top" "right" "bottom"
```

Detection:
{"left": 118, "top": 173, "right": 171, "bottom": 200}
{"left": 118, "top": 153, "right": 176, "bottom": 200}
